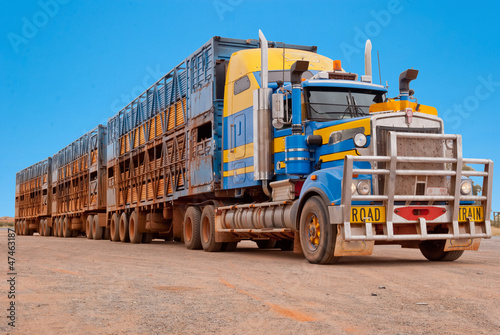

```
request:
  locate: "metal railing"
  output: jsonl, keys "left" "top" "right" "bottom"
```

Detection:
{"left": 338, "top": 132, "right": 493, "bottom": 241}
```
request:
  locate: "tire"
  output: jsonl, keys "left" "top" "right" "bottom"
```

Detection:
{"left": 62, "top": 217, "right": 72, "bottom": 238}
{"left": 142, "top": 233, "right": 153, "bottom": 244}
{"left": 299, "top": 196, "right": 341, "bottom": 264}
{"left": 256, "top": 240, "right": 277, "bottom": 249}
{"left": 23, "top": 220, "right": 29, "bottom": 235}
{"left": 276, "top": 239, "right": 294, "bottom": 251}
{"left": 200, "top": 205, "right": 222, "bottom": 252}
{"left": 119, "top": 212, "right": 129, "bottom": 242}
{"left": 44, "top": 219, "right": 51, "bottom": 236}
{"left": 221, "top": 242, "right": 238, "bottom": 252}
{"left": 128, "top": 211, "right": 143, "bottom": 244}
{"left": 53, "top": 218, "right": 58, "bottom": 237}
{"left": 39, "top": 220, "right": 45, "bottom": 236}
{"left": 86, "top": 215, "right": 94, "bottom": 239}
{"left": 110, "top": 213, "right": 120, "bottom": 242}
{"left": 419, "top": 240, "right": 465, "bottom": 261}
{"left": 59, "top": 217, "right": 65, "bottom": 237}
{"left": 183, "top": 206, "right": 202, "bottom": 250}
{"left": 93, "top": 215, "right": 103, "bottom": 240}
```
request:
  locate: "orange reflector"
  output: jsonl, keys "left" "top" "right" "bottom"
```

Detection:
{"left": 352, "top": 174, "right": 358, "bottom": 178}
{"left": 311, "top": 175, "right": 317, "bottom": 180}
{"left": 333, "top": 60, "right": 342, "bottom": 71}
{"left": 301, "top": 78, "right": 306, "bottom": 82}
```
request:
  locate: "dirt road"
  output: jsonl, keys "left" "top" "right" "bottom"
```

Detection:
{"left": 1, "top": 229, "right": 499, "bottom": 334}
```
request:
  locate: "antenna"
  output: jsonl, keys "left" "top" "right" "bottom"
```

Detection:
{"left": 377, "top": 50, "right": 382, "bottom": 85}
{"left": 282, "top": 42, "right": 285, "bottom": 88}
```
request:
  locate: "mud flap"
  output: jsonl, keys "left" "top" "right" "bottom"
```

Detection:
{"left": 444, "top": 238, "right": 481, "bottom": 251}
{"left": 334, "top": 225, "right": 375, "bottom": 256}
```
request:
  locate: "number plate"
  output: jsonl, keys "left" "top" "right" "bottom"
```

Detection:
{"left": 458, "top": 206, "right": 484, "bottom": 222}
{"left": 350, "top": 206, "right": 386, "bottom": 223}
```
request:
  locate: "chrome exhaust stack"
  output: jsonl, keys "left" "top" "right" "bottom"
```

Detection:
{"left": 253, "top": 30, "right": 273, "bottom": 189}
{"left": 361, "top": 39, "right": 372, "bottom": 83}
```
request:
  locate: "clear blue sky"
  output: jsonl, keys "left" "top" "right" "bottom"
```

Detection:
{"left": 1, "top": 0, "right": 499, "bottom": 217}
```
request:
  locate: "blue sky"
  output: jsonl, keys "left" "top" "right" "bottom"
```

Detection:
{"left": 1, "top": 0, "right": 499, "bottom": 217}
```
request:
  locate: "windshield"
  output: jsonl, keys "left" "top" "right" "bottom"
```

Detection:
{"left": 305, "top": 87, "right": 385, "bottom": 121}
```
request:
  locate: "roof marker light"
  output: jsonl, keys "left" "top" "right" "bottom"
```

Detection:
{"left": 333, "top": 60, "right": 342, "bottom": 71}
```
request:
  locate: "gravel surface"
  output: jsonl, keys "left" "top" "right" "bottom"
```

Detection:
{"left": 1, "top": 229, "right": 499, "bottom": 334}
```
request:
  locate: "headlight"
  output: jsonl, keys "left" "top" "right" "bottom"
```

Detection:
{"left": 461, "top": 180, "right": 472, "bottom": 195}
{"left": 351, "top": 182, "right": 357, "bottom": 194}
{"left": 353, "top": 133, "right": 367, "bottom": 148}
{"left": 357, "top": 180, "right": 371, "bottom": 195}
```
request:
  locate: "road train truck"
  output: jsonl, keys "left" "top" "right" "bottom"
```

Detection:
{"left": 15, "top": 31, "right": 493, "bottom": 264}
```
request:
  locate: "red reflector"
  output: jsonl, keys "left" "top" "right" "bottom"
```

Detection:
{"left": 395, "top": 206, "right": 446, "bottom": 221}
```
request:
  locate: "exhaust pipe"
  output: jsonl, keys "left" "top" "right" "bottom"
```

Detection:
{"left": 399, "top": 69, "right": 419, "bottom": 101}
{"left": 253, "top": 30, "right": 273, "bottom": 185}
{"left": 259, "top": 29, "right": 268, "bottom": 89}
{"left": 362, "top": 40, "right": 372, "bottom": 83}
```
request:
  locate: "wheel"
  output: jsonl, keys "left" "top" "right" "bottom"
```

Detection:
{"left": 59, "top": 217, "right": 65, "bottom": 237}
{"left": 221, "top": 242, "right": 238, "bottom": 252}
{"left": 299, "top": 196, "right": 341, "bottom": 264}
{"left": 110, "top": 213, "right": 120, "bottom": 242}
{"left": 256, "top": 240, "right": 277, "bottom": 249}
{"left": 39, "top": 220, "right": 45, "bottom": 236}
{"left": 23, "top": 220, "right": 29, "bottom": 235}
{"left": 86, "top": 215, "right": 94, "bottom": 239}
{"left": 418, "top": 240, "right": 465, "bottom": 261}
{"left": 45, "top": 219, "right": 51, "bottom": 236}
{"left": 142, "top": 233, "right": 153, "bottom": 244}
{"left": 93, "top": 215, "right": 103, "bottom": 240}
{"left": 119, "top": 212, "right": 129, "bottom": 242}
{"left": 62, "top": 217, "right": 72, "bottom": 238}
{"left": 128, "top": 211, "right": 143, "bottom": 244}
{"left": 276, "top": 239, "right": 294, "bottom": 251}
{"left": 200, "top": 205, "right": 222, "bottom": 252}
{"left": 183, "top": 206, "right": 202, "bottom": 250}
{"left": 53, "top": 218, "right": 58, "bottom": 237}
{"left": 55, "top": 218, "right": 60, "bottom": 237}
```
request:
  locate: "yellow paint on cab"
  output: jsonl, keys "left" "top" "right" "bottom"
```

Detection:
{"left": 369, "top": 99, "right": 437, "bottom": 116}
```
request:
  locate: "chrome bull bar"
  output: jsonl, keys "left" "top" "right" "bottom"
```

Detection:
{"left": 329, "top": 132, "right": 493, "bottom": 242}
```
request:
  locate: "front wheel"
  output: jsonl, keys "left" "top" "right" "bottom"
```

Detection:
{"left": 418, "top": 240, "right": 464, "bottom": 261}
{"left": 299, "top": 196, "right": 341, "bottom": 264}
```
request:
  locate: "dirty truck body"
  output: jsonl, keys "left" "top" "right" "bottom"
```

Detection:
{"left": 14, "top": 34, "right": 493, "bottom": 264}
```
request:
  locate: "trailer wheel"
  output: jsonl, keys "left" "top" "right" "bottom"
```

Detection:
{"left": 23, "top": 220, "right": 29, "bottom": 235}
{"left": 63, "top": 217, "right": 72, "bottom": 238}
{"left": 142, "top": 233, "right": 153, "bottom": 244}
{"left": 93, "top": 215, "right": 103, "bottom": 240}
{"left": 39, "top": 220, "right": 44, "bottom": 236}
{"left": 200, "top": 205, "right": 222, "bottom": 252}
{"left": 86, "top": 215, "right": 94, "bottom": 239}
{"left": 119, "top": 212, "right": 130, "bottom": 242}
{"left": 256, "top": 240, "right": 277, "bottom": 249}
{"left": 299, "top": 196, "right": 341, "bottom": 264}
{"left": 110, "top": 213, "right": 120, "bottom": 242}
{"left": 183, "top": 206, "right": 202, "bottom": 250}
{"left": 418, "top": 240, "right": 465, "bottom": 261}
{"left": 128, "top": 211, "right": 143, "bottom": 244}
{"left": 59, "top": 217, "right": 65, "bottom": 237}
{"left": 221, "top": 242, "right": 238, "bottom": 252}
{"left": 44, "top": 219, "right": 51, "bottom": 236}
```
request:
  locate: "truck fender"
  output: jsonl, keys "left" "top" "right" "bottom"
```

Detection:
{"left": 295, "top": 167, "right": 344, "bottom": 230}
